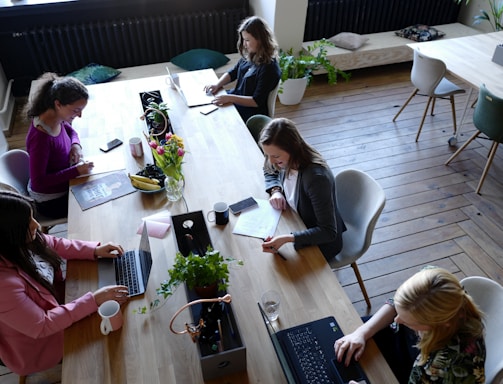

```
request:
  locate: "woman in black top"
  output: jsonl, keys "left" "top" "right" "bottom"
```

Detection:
{"left": 205, "top": 16, "right": 281, "bottom": 122}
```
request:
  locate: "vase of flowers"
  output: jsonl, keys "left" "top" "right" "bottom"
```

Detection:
{"left": 148, "top": 132, "right": 186, "bottom": 201}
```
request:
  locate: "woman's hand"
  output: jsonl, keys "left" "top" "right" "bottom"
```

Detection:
{"left": 204, "top": 84, "right": 219, "bottom": 95}
{"left": 93, "top": 285, "right": 129, "bottom": 306}
{"left": 334, "top": 330, "right": 367, "bottom": 366}
{"left": 212, "top": 94, "right": 232, "bottom": 106}
{"left": 262, "top": 235, "right": 293, "bottom": 254}
{"left": 69, "top": 143, "right": 84, "bottom": 165}
{"left": 95, "top": 242, "right": 125, "bottom": 258}
{"left": 269, "top": 190, "right": 287, "bottom": 210}
{"left": 75, "top": 161, "right": 94, "bottom": 175}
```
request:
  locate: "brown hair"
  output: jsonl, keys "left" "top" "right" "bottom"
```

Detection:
{"left": 237, "top": 16, "right": 278, "bottom": 65}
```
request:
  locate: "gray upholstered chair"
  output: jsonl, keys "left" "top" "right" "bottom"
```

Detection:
{"left": 460, "top": 276, "right": 503, "bottom": 384}
{"left": 267, "top": 81, "right": 280, "bottom": 118}
{"left": 445, "top": 84, "right": 503, "bottom": 194}
{"left": 393, "top": 49, "right": 465, "bottom": 142}
{"left": 0, "top": 149, "right": 67, "bottom": 232}
{"left": 329, "top": 169, "right": 386, "bottom": 307}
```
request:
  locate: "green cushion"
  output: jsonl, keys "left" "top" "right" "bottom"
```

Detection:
{"left": 67, "top": 63, "right": 121, "bottom": 85}
{"left": 170, "top": 49, "right": 230, "bottom": 71}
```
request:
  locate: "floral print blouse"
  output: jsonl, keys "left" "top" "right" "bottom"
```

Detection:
{"left": 409, "top": 334, "right": 486, "bottom": 384}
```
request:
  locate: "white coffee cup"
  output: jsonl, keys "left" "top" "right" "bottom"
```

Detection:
{"left": 129, "top": 137, "right": 143, "bottom": 157}
{"left": 98, "top": 300, "right": 123, "bottom": 335}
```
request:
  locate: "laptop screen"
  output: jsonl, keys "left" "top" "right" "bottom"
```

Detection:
{"left": 257, "top": 303, "right": 299, "bottom": 384}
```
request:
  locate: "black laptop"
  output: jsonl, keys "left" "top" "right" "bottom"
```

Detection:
{"left": 97, "top": 225, "right": 153, "bottom": 297}
{"left": 258, "top": 303, "right": 369, "bottom": 384}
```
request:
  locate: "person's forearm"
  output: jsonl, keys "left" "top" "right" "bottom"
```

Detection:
{"left": 359, "top": 303, "right": 396, "bottom": 341}
{"left": 228, "top": 94, "right": 258, "bottom": 108}
{"left": 216, "top": 73, "right": 231, "bottom": 89}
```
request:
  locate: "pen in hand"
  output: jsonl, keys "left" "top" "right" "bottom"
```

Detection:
{"left": 262, "top": 238, "right": 287, "bottom": 261}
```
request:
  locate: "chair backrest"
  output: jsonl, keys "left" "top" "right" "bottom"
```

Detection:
{"left": 334, "top": 169, "right": 385, "bottom": 262}
{"left": 473, "top": 84, "right": 503, "bottom": 142}
{"left": 245, "top": 114, "right": 272, "bottom": 144}
{"left": 267, "top": 81, "right": 280, "bottom": 118}
{"left": 411, "top": 49, "right": 446, "bottom": 96}
{"left": 0, "top": 149, "right": 30, "bottom": 195}
{"left": 460, "top": 276, "right": 503, "bottom": 384}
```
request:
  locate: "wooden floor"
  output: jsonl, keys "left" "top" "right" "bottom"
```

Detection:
{"left": 3, "top": 62, "right": 503, "bottom": 383}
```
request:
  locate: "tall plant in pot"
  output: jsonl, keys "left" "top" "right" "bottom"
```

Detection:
{"left": 278, "top": 39, "right": 350, "bottom": 105}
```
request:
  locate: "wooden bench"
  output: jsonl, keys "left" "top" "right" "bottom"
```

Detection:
{"left": 115, "top": 53, "right": 241, "bottom": 82}
{"left": 302, "top": 23, "right": 481, "bottom": 72}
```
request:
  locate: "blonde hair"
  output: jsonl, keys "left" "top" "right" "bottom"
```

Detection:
{"left": 394, "top": 267, "right": 484, "bottom": 365}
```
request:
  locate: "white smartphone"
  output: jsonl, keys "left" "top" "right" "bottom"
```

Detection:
{"left": 199, "top": 105, "right": 218, "bottom": 115}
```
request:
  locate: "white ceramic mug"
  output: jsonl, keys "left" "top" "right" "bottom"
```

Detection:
{"left": 98, "top": 300, "right": 123, "bottom": 335}
{"left": 129, "top": 137, "right": 143, "bottom": 157}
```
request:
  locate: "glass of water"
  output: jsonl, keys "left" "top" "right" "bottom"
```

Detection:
{"left": 261, "top": 290, "right": 281, "bottom": 321}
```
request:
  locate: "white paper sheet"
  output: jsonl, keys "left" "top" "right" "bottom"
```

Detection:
{"left": 232, "top": 198, "right": 281, "bottom": 239}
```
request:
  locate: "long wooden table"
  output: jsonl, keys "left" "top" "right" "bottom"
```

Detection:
{"left": 63, "top": 72, "right": 398, "bottom": 383}
{"left": 407, "top": 31, "right": 503, "bottom": 140}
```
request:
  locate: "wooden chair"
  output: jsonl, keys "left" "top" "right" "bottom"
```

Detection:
{"left": 329, "top": 169, "right": 386, "bottom": 307}
{"left": 393, "top": 49, "right": 466, "bottom": 142}
{"left": 445, "top": 84, "right": 503, "bottom": 194}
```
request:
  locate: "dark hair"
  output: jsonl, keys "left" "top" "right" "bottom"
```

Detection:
{"left": 259, "top": 117, "right": 327, "bottom": 175}
{"left": 25, "top": 72, "right": 89, "bottom": 118}
{"left": 237, "top": 16, "right": 278, "bottom": 65}
{"left": 0, "top": 191, "right": 62, "bottom": 298}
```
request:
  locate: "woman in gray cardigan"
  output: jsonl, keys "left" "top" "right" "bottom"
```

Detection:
{"left": 259, "top": 118, "right": 346, "bottom": 261}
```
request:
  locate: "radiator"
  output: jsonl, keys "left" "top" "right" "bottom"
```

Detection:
{"left": 304, "top": 0, "right": 462, "bottom": 41}
{"left": 23, "top": 8, "right": 247, "bottom": 75}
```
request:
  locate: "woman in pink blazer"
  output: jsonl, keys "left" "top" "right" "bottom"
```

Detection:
{"left": 0, "top": 191, "right": 129, "bottom": 376}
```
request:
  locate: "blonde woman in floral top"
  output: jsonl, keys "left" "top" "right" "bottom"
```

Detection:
{"left": 334, "top": 267, "right": 486, "bottom": 384}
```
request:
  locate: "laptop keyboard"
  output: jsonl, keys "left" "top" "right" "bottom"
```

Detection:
{"left": 114, "top": 251, "right": 140, "bottom": 296}
{"left": 286, "top": 326, "right": 333, "bottom": 384}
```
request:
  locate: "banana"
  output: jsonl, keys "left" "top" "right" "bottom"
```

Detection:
{"left": 128, "top": 173, "right": 160, "bottom": 185}
{"left": 130, "top": 178, "right": 162, "bottom": 191}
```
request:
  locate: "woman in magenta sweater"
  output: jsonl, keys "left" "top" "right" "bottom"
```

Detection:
{"left": 25, "top": 73, "right": 94, "bottom": 219}
{"left": 0, "top": 191, "right": 128, "bottom": 376}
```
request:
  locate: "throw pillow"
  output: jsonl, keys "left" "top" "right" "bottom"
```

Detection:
{"left": 395, "top": 24, "right": 446, "bottom": 42}
{"left": 328, "top": 32, "right": 369, "bottom": 50}
{"left": 170, "top": 49, "right": 230, "bottom": 71}
{"left": 67, "top": 63, "right": 121, "bottom": 85}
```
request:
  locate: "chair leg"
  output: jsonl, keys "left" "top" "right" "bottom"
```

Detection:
{"left": 449, "top": 95, "right": 458, "bottom": 136}
{"left": 445, "top": 130, "right": 480, "bottom": 165}
{"left": 430, "top": 96, "right": 436, "bottom": 116}
{"left": 19, "top": 375, "right": 26, "bottom": 384}
{"left": 351, "top": 262, "right": 371, "bottom": 308}
{"left": 415, "top": 96, "right": 434, "bottom": 142}
{"left": 476, "top": 141, "right": 499, "bottom": 194}
{"left": 392, "top": 89, "right": 418, "bottom": 122}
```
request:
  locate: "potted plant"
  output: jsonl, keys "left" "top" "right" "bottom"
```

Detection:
{"left": 140, "top": 100, "right": 172, "bottom": 135}
{"left": 278, "top": 39, "right": 351, "bottom": 105}
{"left": 456, "top": 0, "right": 503, "bottom": 31}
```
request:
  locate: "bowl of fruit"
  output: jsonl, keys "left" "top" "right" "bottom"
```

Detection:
{"left": 128, "top": 164, "right": 166, "bottom": 193}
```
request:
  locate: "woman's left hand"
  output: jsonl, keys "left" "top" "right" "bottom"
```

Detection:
{"left": 212, "top": 94, "right": 232, "bottom": 106}
{"left": 69, "top": 143, "right": 84, "bottom": 166}
{"left": 95, "top": 242, "right": 125, "bottom": 258}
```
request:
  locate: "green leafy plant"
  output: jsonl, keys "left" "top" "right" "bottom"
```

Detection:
{"left": 146, "top": 101, "right": 169, "bottom": 125}
{"left": 279, "top": 39, "right": 351, "bottom": 89}
{"left": 456, "top": 0, "right": 503, "bottom": 31}
{"left": 133, "top": 247, "right": 242, "bottom": 314}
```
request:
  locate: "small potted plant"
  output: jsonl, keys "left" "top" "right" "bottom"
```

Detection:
{"left": 140, "top": 100, "right": 172, "bottom": 135}
{"left": 278, "top": 39, "right": 350, "bottom": 105}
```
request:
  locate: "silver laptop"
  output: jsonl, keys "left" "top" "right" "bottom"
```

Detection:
{"left": 98, "top": 225, "right": 153, "bottom": 297}
{"left": 166, "top": 66, "right": 215, "bottom": 107}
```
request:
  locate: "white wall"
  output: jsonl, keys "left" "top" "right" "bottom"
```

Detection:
{"left": 249, "top": 0, "right": 308, "bottom": 52}
{"left": 458, "top": 0, "right": 494, "bottom": 32}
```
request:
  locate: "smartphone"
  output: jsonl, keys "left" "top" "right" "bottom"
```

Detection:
{"left": 100, "top": 138, "right": 123, "bottom": 152}
{"left": 331, "top": 358, "right": 366, "bottom": 384}
{"left": 199, "top": 105, "right": 218, "bottom": 115}
{"left": 229, "top": 197, "right": 258, "bottom": 215}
